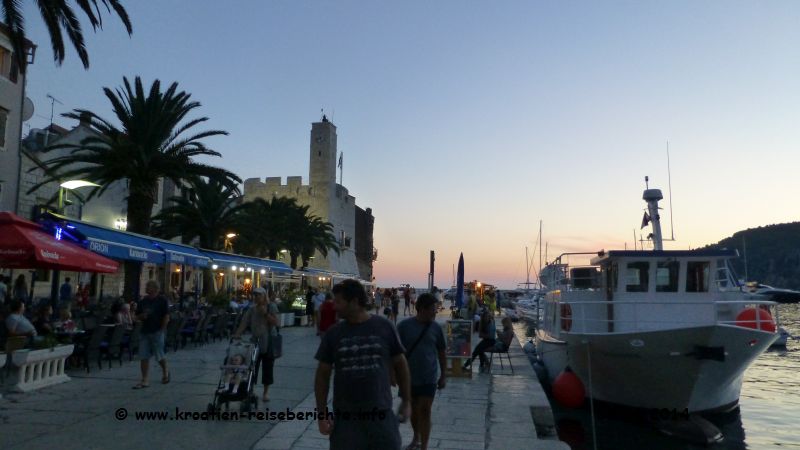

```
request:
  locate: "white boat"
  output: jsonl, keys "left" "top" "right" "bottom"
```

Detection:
{"left": 535, "top": 186, "right": 779, "bottom": 413}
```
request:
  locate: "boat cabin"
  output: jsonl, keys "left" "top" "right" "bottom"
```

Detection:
{"left": 542, "top": 249, "right": 748, "bottom": 336}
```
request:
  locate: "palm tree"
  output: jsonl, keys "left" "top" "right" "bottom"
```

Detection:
{"left": 151, "top": 176, "right": 247, "bottom": 295}
{"left": 151, "top": 177, "right": 245, "bottom": 250}
{"left": 1, "top": 0, "right": 132, "bottom": 73}
{"left": 299, "top": 216, "right": 340, "bottom": 269}
{"left": 32, "top": 76, "right": 239, "bottom": 299}
{"left": 235, "top": 197, "right": 297, "bottom": 260}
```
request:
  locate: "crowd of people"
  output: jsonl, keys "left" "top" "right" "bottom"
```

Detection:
{"left": 1, "top": 274, "right": 513, "bottom": 450}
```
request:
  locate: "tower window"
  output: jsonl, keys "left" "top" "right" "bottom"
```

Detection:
{"left": 318, "top": 151, "right": 321, "bottom": 157}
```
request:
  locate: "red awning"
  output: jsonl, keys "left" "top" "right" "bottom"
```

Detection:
{"left": 0, "top": 212, "right": 119, "bottom": 273}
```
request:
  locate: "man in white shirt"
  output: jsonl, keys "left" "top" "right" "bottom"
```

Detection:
{"left": 5, "top": 301, "right": 37, "bottom": 337}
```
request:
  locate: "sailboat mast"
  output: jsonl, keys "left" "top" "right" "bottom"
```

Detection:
{"left": 525, "top": 246, "right": 530, "bottom": 288}
{"left": 538, "top": 220, "right": 543, "bottom": 288}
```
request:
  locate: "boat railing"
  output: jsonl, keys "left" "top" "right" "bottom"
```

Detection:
{"left": 551, "top": 298, "right": 779, "bottom": 335}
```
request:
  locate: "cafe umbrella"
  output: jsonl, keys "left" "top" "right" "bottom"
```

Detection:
{"left": 0, "top": 212, "right": 119, "bottom": 273}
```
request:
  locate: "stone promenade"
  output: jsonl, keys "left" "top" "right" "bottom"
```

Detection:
{"left": 1, "top": 311, "right": 568, "bottom": 450}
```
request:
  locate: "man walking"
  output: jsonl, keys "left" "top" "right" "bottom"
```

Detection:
{"left": 133, "top": 280, "right": 170, "bottom": 389}
{"left": 397, "top": 293, "right": 446, "bottom": 450}
{"left": 315, "top": 279, "right": 411, "bottom": 450}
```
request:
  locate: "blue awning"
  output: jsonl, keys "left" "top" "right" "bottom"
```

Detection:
{"left": 201, "top": 250, "right": 293, "bottom": 274}
{"left": 62, "top": 220, "right": 164, "bottom": 263}
{"left": 150, "top": 239, "right": 209, "bottom": 268}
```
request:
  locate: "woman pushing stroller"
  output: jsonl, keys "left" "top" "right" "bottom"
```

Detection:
{"left": 233, "top": 287, "right": 280, "bottom": 402}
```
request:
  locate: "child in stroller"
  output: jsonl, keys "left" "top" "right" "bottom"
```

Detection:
{"left": 219, "top": 352, "right": 247, "bottom": 394}
{"left": 208, "top": 339, "right": 259, "bottom": 413}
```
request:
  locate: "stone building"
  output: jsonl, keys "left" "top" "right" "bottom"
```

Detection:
{"left": 243, "top": 116, "right": 375, "bottom": 280}
{"left": 0, "top": 24, "right": 34, "bottom": 215}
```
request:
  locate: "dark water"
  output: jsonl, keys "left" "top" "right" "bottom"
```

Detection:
{"left": 543, "top": 304, "right": 800, "bottom": 450}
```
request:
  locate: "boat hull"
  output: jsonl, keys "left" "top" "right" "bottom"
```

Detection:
{"left": 540, "top": 325, "right": 777, "bottom": 413}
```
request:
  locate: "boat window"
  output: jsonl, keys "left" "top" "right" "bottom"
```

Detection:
{"left": 656, "top": 261, "right": 680, "bottom": 292}
{"left": 686, "top": 261, "right": 710, "bottom": 292}
{"left": 715, "top": 259, "right": 730, "bottom": 289}
{"left": 625, "top": 262, "right": 649, "bottom": 292}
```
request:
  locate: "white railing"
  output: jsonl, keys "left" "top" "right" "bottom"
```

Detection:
{"left": 548, "top": 299, "right": 778, "bottom": 335}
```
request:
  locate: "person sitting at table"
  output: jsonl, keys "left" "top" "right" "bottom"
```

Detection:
{"left": 5, "top": 300, "right": 37, "bottom": 337}
{"left": 33, "top": 304, "right": 55, "bottom": 336}
{"left": 57, "top": 308, "right": 76, "bottom": 332}
{"left": 117, "top": 303, "right": 134, "bottom": 330}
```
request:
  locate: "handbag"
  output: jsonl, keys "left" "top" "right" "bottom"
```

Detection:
{"left": 271, "top": 327, "right": 283, "bottom": 359}
{"left": 258, "top": 327, "right": 282, "bottom": 358}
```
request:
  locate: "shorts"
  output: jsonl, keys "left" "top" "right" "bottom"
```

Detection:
{"left": 329, "top": 408, "right": 400, "bottom": 450}
{"left": 400, "top": 383, "right": 437, "bottom": 399}
{"left": 139, "top": 331, "right": 166, "bottom": 361}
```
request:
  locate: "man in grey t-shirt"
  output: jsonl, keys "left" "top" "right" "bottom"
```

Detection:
{"left": 397, "top": 293, "right": 446, "bottom": 450}
{"left": 314, "top": 280, "right": 411, "bottom": 450}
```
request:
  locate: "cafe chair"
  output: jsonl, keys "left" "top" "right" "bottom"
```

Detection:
{"left": 487, "top": 345, "right": 514, "bottom": 374}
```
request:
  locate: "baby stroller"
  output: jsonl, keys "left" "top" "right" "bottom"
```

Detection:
{"left": 207, "top": 339, "right": 259, "bottom": 413}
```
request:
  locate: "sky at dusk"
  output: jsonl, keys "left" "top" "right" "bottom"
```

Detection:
{"left": 19, "top": 1, "right": 800, "bottom": 288}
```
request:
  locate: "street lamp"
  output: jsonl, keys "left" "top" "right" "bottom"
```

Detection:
{"left": 57, "top": 179, "right": 99, "bottom": 215}
{"left": 224, "top": 233, "right": 237, "bottom": 252}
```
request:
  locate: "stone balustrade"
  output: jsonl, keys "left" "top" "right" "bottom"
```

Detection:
{"left": 8, "top": 345, "right": 75, "bottom": 392}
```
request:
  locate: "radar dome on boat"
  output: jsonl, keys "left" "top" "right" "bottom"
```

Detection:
{"left": 642, "top": 189, "right": 663, "bottom": 202}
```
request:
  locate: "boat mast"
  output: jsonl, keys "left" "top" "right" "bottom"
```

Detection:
{"left": 538, "top": 220, "right": 542, "bottom": 289}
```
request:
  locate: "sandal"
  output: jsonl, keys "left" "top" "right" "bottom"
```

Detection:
{"left": 162, "top": 372, "right": 171, "bottom": 384}
{"left": 132, "top": 383, "right": 149, "bottom": 389}
{"left": 404, "top": 442, "right": 421, "bottom": 450}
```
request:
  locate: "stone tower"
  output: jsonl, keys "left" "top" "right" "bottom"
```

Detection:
{"left": 309, "top": 115, "right": 337, "bottom": 192}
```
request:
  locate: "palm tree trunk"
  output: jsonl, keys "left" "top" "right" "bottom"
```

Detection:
{"left": 123, "top": 185, "right": 157, "bottom": 300}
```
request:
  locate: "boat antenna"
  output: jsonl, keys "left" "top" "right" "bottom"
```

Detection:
{"left": 633, "top": 229, "right": 637, "bottom": 250}
{"left": 743, "top": 236, "right": 749, "bottom": 281}
{"left": 667, "top": 141, "right": 675, "bottom": 241}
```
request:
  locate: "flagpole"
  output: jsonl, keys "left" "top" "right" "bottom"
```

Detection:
{"left": 338, "top": 152, "right": 343, "bottom": 185}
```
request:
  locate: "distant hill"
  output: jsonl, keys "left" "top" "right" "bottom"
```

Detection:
{"left": 704, "top": 222, "right": 800, "bottom": 289}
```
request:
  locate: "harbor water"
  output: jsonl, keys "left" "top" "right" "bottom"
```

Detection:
{"left": 535, "top": 303, "right": 800, "bottom": 449}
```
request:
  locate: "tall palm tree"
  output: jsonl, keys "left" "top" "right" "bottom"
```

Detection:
{"left": 151, "top": 176, "right": 247, "bottom": 295}
{"left": 1, "top": 0, "right": 132, "bottom": 73}
{"left": 32, "top": 76, "right": 239, "bottom": 299}
{"left": 299, "top": 216, "right": 340, "bottom": 269}
{"left": 235, "top": 197, "right": 297, "bottom": 260}
{"left": 151, "top": 177, "right": 245, "bottom": 250}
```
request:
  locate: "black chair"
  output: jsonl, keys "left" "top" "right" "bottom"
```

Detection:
{"left": 74, "top": 326, "right": 107, "bottom": 372}
{"left": 211, "top": 313, "right": 229, "bottom": 342}
{"left": 167, "top": 316, "right": 186, "bottom": 352}
{"left": 199, "top": 313, "right": 217, "bottom": 344}
{"left": 122, "top": 322, "right": 141, "bottom": 361}
{"left": 487, "top": 345, "right": 514, "bottom": 374}
{"left": 195, "top": 314, "right": 212, "bottom": 345}
{"left": 81, "top": 315, "right": 98, "bottom": 331}
{"left": 100, "top": 325, "right": 125, "bottom": 369}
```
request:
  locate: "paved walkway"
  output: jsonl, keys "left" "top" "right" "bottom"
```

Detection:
{"left": 0, "top": 311, "right": 568, "bottom": 450}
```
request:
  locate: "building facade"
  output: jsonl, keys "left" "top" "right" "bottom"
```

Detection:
{"left": 243, "top": 116, "right": 375, "bottom": 280}
{"left": 0, "top": 25, "right": 34, "bottom": 215}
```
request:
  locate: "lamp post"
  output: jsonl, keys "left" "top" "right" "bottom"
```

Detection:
{"left": 52, "top": 179, "right": 99, "bottom": 311}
